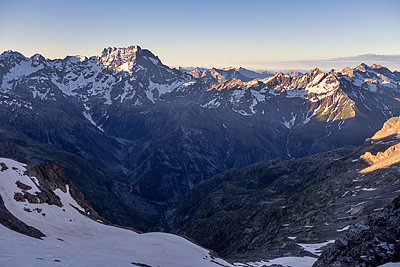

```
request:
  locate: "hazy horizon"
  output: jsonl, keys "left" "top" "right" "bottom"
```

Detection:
{"left": 1, "top": 0, "right": 399, "bottom": 71}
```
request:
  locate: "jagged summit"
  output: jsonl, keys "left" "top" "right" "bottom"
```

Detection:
{"left": 98, "top": 45, "right": 163, "bottom": 75}
{"left": 355, "top": 62, "right": 369, "bottom": 72}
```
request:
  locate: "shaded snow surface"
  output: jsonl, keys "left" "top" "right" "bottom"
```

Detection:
{"left": 0, "top": 158, "right": 231, "bottom": 267}
{"left": 234, "top": 256, "right": 317, "bottom": 267}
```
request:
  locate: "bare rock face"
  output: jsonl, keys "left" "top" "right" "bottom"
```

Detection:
{"left": 369, "top": 116, "right": 400, "bottom": 141}
{"left": 313, "top": 195, "right": 400, "bottom": 267}
{"left": 99, "top": 46, "right": 141, "bottom": 75}
{"left": 22, "top": 160, "right": 108, "bottom": 223}
{"left": 0, "top": 162, "right": 8, "bottom": 172}
{"left": 26, "top": 161, "right": 68, "bottom": 193}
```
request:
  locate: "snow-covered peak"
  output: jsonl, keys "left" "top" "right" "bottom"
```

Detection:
{"left": 0, "top": 50, "right": 27, "bottom": 61}
{"left": 29, "top": 53, "right": 45, "bottom": 62}
{"left": 98, "top": 45, "right": 166, "bottom": 76}
{"left": 29, "top": 53, "right": 46, "bottom": 67}
{"left": 222, "top": 66, "right": 239, "bottom": 71}
{"left": 63, "top": 55, "right": 88, "bottom": 63}
{"left": 308, "top": 67, "right": 324, "bottom": 77}
{"left": 355, "top": 63, "right": 369, "bottom": 72}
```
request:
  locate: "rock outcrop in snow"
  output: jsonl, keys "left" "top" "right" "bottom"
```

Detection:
{"left": 0, "top": 158, "right": 231, "bottom": 267}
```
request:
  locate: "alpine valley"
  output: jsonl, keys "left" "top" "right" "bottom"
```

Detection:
{"left": 1, "top": 45, "right": 400, "bottom": 266}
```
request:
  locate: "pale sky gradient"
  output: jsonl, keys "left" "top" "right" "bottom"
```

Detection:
{"left": 1, "top": 0, "right": 399, "bottom": 71}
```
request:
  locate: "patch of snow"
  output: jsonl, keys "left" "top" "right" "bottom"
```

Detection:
{"left": 1, "top": 60, "right": 44, "bottom": 90}
{"left": 83, "top": 111, "right": 103, "bottom": 132}
{"left": 302, "top": 111, "right": 314, "bottom": 125}
{"left": 361, "top": 188, "right": 378, "bottom": 191}
{"left": 119, "top": 80, "right": 135, "bottom": 102}
{"left": 286, "top": 89, "right": 308, "bottom": 98}
{"left": 238, "top": 110, "right": 251, "bottom": 116}
{"left": 306, "top": 82, "right": 339, "bottom": 99}
{"left": 238, "top": 256, "right": 317, "bottom": 267}
{"left": 147, "top": 57, "right": 160, "bottom": 65}
{"left": 250, "top": 89, "right": 265, "bottom": 102}
{"left": 145, "top": 89, "right": 155, "bottom": 103}
{"left": 298, "top": 240, "right": 335, "bottom": 256}
{"left": 352, "top": 75, "right": 364, "bottom": 87}
{"left": 148, "top": 80, "right": 183, "bottom": 97}
{"left": 183, "top": 81, "right": 196, "bottom": 86}
{"left": 337, "top": 225, "right": 350, "bottom": 232}
{"left": 281, "top": 112, "right": 297, "bottom": 129}
{"left": 230, "top": 88, "right": 246, "bottom": 104}
{"left": 249, "top": 98, "right": 257, "bottom": 114}
{"left": 201, "top": 98, "right": 221, "bottom": 109}
{"left": 365, "top": 81, "right": 378, "bottom": 92}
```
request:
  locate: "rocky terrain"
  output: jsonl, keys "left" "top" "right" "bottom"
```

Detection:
{"left": 314, "top": 193, "right": 400, "bottom": 267}
{"left": 1, "top": 45, "right": 400, "bottom": 231}
{"left": 161, "top": 116, "right": 400, "bottom": 262}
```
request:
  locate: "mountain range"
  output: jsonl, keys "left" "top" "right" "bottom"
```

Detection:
{"left": 0, "top": 45, "right": 399, "bottom": 226}
{"left": 1, "top": 45, "right": 400, "bottom": 265}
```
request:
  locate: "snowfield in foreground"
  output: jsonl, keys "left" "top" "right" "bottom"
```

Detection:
{"left": 0, "top": 157, "right": 341, "bottom": 267}
{"left": 0, "top": 158, "right": 231, "bottom": 267}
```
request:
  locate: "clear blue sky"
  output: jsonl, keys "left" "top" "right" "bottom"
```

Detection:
{"left": 1, "top": 0, "right": 399, "bottom": 71}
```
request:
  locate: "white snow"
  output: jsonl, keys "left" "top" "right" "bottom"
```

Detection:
{"left": 145, "top": 89, "right": 155, "bottom": 103}
{"left": 250, "top": 89, "right": 266, "bottom": 102}
{"left": 147, "top": 80, "right": 184, "bottom": 98}
{"left": 183, "top": 81, "right": 196, "bottom": 86}
{"left": 119, "top": 80, "right": 135, "bottom": 102}
{"left": 0, "top": 158, "right": 231, "bottom": 267}
{"left": 361, "top": 187, "right": 378, "bottom": 191}
{"left": 305, "top": 74, "right": 339, "bottom": 95}
{"left": 230, "top": 88, "right": 246, "bottom": 104}
{"left": 83, "top": 111, "right": 104, "bottom": 132}
{"left": 281, "top": 112, "right": 297, "bottom": 129}
{"left": 297, "top": 240, "right": 335, "bottom": 256}
{"left": 364, "top": 81, "right": 378, "bottom": 92}
{"left": 286, "top": 89, "right": 308, "bottom": 98}
{"left": 116, "top": 62, "right": 132, "bottom": 73}
{"left": 238, "top": 109, "right": 251, "bottom": 116}
{"left": 249, "top": 98, "right": 257, "bottom": 114}
{"left": 237, "top": 256, "right": 317, "bottom": 267}
{"left": 147, "top": 57, "right": 160, "bottom": 65}
{"left": 380, "top": 263, "right": 400, "bottom": 267}
{"left": 337, "top": 225, "right": 350, "bottom": 232}
{"left": 1, "top": 59, "right": 44, "bottom": 90}
{"left": 201, "top": 98, "right": 221, "bottom": 108}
